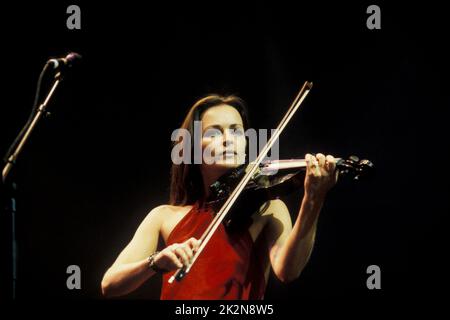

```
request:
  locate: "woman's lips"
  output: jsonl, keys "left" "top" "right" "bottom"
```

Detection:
{"left": 223, "top": 151, "right": 237, "bottom": 157}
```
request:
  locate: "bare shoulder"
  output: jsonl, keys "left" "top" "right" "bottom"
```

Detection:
{"left": 135, "top": 204, "right": 191, "bottom": 240}
{"left": 157, "top": 204, "right": 193, "bottom": 216}
{"left": 259, "top": 199, "right": 290, "bottom": 219}
{"left": 145, "top": 204, "right": 191, "bottom": 220}
{"left": 247, "top": 199, "right": 291, "bottom": 243}
{"left": 261, "top": 199, "right": 293, "bottom": 236}
{"left": 158, "top": 204, "right": 195, "bottom": 243}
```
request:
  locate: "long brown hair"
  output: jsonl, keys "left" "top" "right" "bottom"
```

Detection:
{"left": 169, "top": 94, "right": 250, "bottom": 206}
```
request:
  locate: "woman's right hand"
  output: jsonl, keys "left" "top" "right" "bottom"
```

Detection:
{"left": 153, "top": 237, "right": 201, "bottom": 271}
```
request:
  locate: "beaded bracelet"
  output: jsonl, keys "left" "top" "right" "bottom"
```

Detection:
{"left": 148, "top": 251, "right": 168, "bottom": 273}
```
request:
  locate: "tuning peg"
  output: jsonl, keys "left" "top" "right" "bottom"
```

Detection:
{"left": 349, "top": 155, "right": 360, "bottom": 163}
{"left": 356, "top": 159, "right": 375, "bottom": 179}
{"left": 360, "top": 159, "right": 374, "bottom": 168}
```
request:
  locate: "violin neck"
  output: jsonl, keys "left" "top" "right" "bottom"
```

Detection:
{"left": 260, "top": 158, "right": 343, "bottom": 174}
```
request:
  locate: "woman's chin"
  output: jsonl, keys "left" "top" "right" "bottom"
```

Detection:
{"left": 217, "top": 161, "right": 240, "bottom": 168}
{"left": 212, "top": 159, "right": 242, "bottom": 170}
{"left": 201, "top": 156, "right": 244, "bottom": 172}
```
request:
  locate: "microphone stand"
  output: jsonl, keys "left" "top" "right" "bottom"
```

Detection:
{"left": 1, "top": 65, "right": 64, "bottom": 300}
{"left": 2, "top": 79, "right": 60, "bottom": 181}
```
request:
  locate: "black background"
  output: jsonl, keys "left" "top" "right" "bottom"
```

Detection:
{"left": 0, "top": 0, "right": 448, "bottom": 310}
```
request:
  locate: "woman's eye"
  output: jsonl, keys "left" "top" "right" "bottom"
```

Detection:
{"left": 231, "top": 128, "right": 244, "bottom": 136}
{"left": 204, "top": 129, "right": 222, "bottom": 139}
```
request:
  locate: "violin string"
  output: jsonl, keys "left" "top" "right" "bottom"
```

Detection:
{"left": 169, "top": 81, "right": 313, "bottom": 283}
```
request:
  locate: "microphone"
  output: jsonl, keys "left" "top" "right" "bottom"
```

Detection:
{"left": 47, "top": 52, "right": 82, "bottom": 69}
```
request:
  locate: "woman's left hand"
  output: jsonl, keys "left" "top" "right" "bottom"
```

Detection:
{"left": 304, "top": 153, "right": 339, "bottom": 200}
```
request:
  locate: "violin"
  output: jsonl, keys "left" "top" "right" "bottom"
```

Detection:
{"left": 208, "top": 156, "right": 374, "bottom": 231}
{"left": 168, "top": 81, "right": 375, "bottom": 283}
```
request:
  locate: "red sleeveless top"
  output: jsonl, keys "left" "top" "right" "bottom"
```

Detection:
{"left": 160, "top": 203, "right": 266, "bottom": 300}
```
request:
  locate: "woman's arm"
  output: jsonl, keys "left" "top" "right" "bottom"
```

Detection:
{"left": 265, "top": 196, "right": 323, "bottom": 283}
{"left": 101, "top": 205, "right": 200, "bottom": 297}
{"left": 266, "top": 153, "right": 337, "bottom": 283}
{"left": 101, "top": 205, "right": 164, "bottom": 297}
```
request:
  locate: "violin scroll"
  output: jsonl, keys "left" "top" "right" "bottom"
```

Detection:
{"left": 337, "top": 156, "right": 375, "bottom": 180}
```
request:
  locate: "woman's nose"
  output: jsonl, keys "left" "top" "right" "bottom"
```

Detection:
{"left": 222, "top": 131, "right": 234, "bottom": 147}
{"left": 222, "top": 138, "right": 233, "bottom": 147}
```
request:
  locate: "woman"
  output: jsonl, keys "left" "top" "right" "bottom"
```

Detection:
{"left": 101, "top": 94, "right": 338, "bottom": 299}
